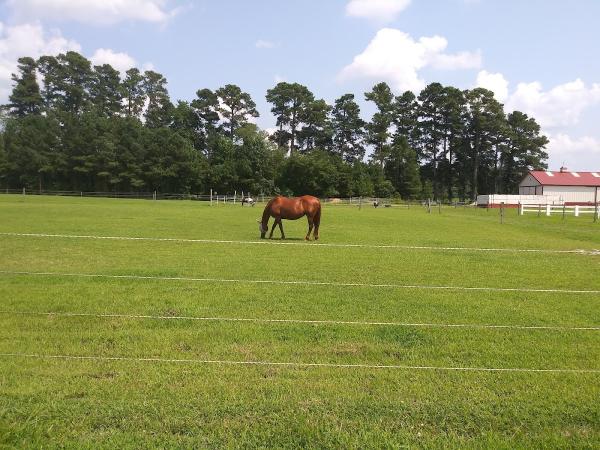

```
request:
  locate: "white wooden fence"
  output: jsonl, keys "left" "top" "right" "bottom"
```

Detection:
{"left": 519, "top": 204, "right": 600, "bottom": 217}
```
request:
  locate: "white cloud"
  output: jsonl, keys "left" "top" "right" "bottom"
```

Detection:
{"left": 91, "top": 48, "right": 137, "bottom": 73}
{"left": 255, "top": 40, "right": 278, "bottom": 49}
{"left": 7, "top": 0, "right": 176, "bottom": 26}
{"left": 0, "top": 21, "right": 80, "bottom": 102}
{"left": 346, "top": 0, "right": 411, "bottom": 23}
{"left": 505, "top": 79, "right": 600, "bottom": 128}
{"left": 338, "top": 28, "right": 481, "bottom": 92}
{"left": 476, "top": 70, "right": 509, "bottom": 102}
{"left": 545, "top": 133, "right": 600, "bottom": 171}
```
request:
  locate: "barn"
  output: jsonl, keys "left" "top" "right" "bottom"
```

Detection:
{"left": 519, "top": 168, "right": 600, "bottom": 205}
{"left": 477, "top": 168, "right": 600, "bottom": 207}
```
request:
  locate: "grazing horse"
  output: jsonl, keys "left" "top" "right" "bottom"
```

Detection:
{"left": 257, "top": 195, "right": 321, "bottom": 240}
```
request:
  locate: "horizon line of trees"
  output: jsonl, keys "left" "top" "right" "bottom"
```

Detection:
{"left": 0, "top": 51, "right": 549, "bottom": 200}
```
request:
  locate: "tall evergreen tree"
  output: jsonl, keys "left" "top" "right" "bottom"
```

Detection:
{"left": 393, "top": 90, "right": 418, "bottom": 147}
{"left": 365, "top": 82, "right": 394, "bottom": 168}
{"left": 190, "top": 88, "right": 220, "bottom": 153}
{"left": 37, "top": 55, "right": 62, "bottom": 110}
{"left": 331, "top": 94, "right": 365, "bottom": 163}
{"left": 501, "top": 111, "right": 548, "bottom": 193}
{"left": 265, "top": 82, "right": 314, "bottom": 153}
{"left": 216, "top": 84, "right": 259, "bottom": 140}
{"left": 297, "top": 99, "right": 332, "bottom": 152}
{"left": 122, "top": 68, "right": 146, "bottom": 118}
{"left": 143, "top": 70, "right": 173, "bottom": 128}
{"left": 417, "top": 83, "right": 446, "bottom": 199}
{"left": 56, "top": 51, "right": 93, "bottom": 114}
{"left": 7, "top": 57, "right": 43, "bottom": 117}
{"left": 90, "top": 64, "right": 123, "bottom": 117}
{"left": 463, "top": 88, "right": 506, "bottom": 200}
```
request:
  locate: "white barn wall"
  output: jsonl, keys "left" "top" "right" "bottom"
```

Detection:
{"left": 543, "top": 186, "right": 597, "bottom": 204}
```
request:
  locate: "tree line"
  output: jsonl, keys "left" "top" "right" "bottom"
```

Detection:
{"left": 0, "top": 51, "right": 549, "bottom": 200}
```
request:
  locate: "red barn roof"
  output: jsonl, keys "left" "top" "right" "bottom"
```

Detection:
{"left": 529, "top": 170, "right": 600, "bottom": 186}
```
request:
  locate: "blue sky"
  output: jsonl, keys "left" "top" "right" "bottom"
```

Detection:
{"left": 1, "top": 0, "right": 599, "bottom": 170}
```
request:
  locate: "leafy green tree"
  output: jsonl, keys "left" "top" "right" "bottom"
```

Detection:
{"left": 384, "top": 137, "right": 422, "bottom": 199}
{"left": 216, "top": 84, "right": 259, "bottom": 140}
{"left": 2, "top": 114, "right": 60, "bottom": 190}
{"left": 365, "top": 82, "right": 394, "bottom": 168}
{"left": 279, "top": 150, "right": 341, "bottom": 197}
{"left": 331, "top": 94, "right": 365, "bottom": 163}
{"left": 171, "top": 101, "right": 201, "bottom": 149}
{"left": 7, "top": 57, "right": 43, "bottom": 117}
{"left": 122, "top": 68, "right": 146, "bottom": 118}
{"left": 142, "top": 126, "right": 202, "bottom": 192}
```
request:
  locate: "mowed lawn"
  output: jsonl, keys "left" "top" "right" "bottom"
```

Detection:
{"left": 0, "top": 194, "right": 599, "bottom": 448}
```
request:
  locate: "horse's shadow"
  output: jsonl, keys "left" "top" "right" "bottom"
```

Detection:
{"left": 271, "top": 237, "right": 305, "bottom": 241}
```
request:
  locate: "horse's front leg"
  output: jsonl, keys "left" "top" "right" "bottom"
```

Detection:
{"left": 278, "top": 220, "right": 285, "bottom": 239}
{"left": 269, "top": 218, "right": 278, "bottom": 239}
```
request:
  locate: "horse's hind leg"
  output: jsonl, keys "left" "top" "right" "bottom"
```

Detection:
{"left": 305, "top": 216, "right": 314, "bottom": 241}
{"left": 277, "top": 220, "right": 285, "bottom": 239}
{"left": 313, "top": 207, "right": 321, "bottom": 240}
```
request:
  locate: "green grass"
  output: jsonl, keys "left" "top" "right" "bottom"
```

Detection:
{"left": 0, "top": 194, "right": 599, "bottom": 448}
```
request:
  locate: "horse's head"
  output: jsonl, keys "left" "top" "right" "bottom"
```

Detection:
{"left": 257, "top": 219, "right": 267, "bottom": 239}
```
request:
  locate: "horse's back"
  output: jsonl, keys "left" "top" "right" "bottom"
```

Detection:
{"left": 266, "top": 195, "right": 320, "bottom": 219}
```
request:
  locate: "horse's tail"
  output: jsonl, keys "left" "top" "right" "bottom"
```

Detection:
{"left": 314, "top": 202, "right": 321, "bottom": 227}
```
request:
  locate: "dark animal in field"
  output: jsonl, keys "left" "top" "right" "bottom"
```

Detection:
{"left": 257, "top": 195, "right": 321, "bottom": 240}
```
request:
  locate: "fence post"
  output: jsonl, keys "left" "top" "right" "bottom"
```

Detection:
{"left": 538, "top": 204, "right": 541, "bottom": 217}
{"left": 22, "top": 187, "right": 25, "bottom": 196}
{"left": 438, "top": 201, "right": 442, "bottom": 214}
{"left": 500, "top": 203, "right": 504, "bottom": 224}
{"left": 594, "top": 187, "right": 598, "bottom": 223}
{"left": 546, "top": 204, "right": 551, "bottom": 216}
{"left": 518, "top": 202, "right": 523, "bottom": 216}
{"left": 234, "top": 190, "right": 237, "bottom": 204}
{"left": 562, "top": 204, "right": 566, "bottom": 220}
{"left": 210, "top": 189, "right": 213, "bottom": 206}
{"left": 359, "top": 196, "right": 362, "bottom": 210}
{"left": 427, "top": 198, "right": 431, "bottom": 214}
{"left": 574, "top": 205, "right": 580, "bottom": 217}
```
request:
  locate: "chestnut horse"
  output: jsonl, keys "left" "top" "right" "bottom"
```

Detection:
{"left": 258, "top": 195, "right": 321, "bottom": 240}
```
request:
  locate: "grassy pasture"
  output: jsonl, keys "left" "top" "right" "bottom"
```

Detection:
{"left": 0, "top": 194, "right": 599, "bottom": 448}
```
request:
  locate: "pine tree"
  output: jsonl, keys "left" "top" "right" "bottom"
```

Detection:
{"left": 331, "top": 94, "right": 365, "bottom": 163}
{"left": 7, "top": 57, "right": 43, "bottom": 117}
{"left": 216, "top": 84, "right": 259, "bottom": 140}
{"left": 122, "top": 68, "right": 146, "bottom": 118}
{"left": 365, "top": 82, "right": 394, "bottom": 168}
